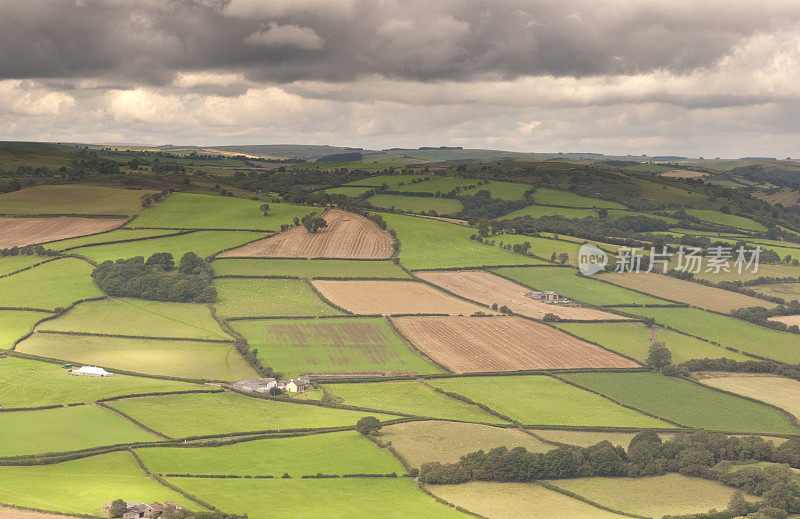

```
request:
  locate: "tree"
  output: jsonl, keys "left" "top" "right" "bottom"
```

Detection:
{"left": 109, "top": 499, "right": 127, "bottom": 518}
{"left": 558, "top": 252, "right": 569, "bottom": 264}
{"left": 551, "top": 252, "right": 557, "bottom": 262}
{"left": 178, "top": 251, "right": 210, "bottom": 275}
{"left": 302, "top": 212, "right": 328, "bottom": 233}
{"left": 647, "top": 342, "right": 672, "bottom": 371}
{"left": 477, "top": 220, "right": 490, "bottom": 237}
{"left": 146, "top": 252, "right": 174, "bottom": 271}
{"left": 728, "top": 491, "right": 749, "bottom": 516}
{"left": 260, "top": 203, "right": 270, "bottom": 216}
{"left": 356, "top": 416, "right": 382, "bottom": 435}
{"left": 543, "top": 313, "right": 560, "bottom": 322}
{"left": 596, "top": 208, "right": 608, "bottom": 218}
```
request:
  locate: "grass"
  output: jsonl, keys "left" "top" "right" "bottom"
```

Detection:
{"left": 531, "top": 188, "right": 625, "bottom": 209}
{"left": 106, "top": 392, "right": 397, "bottom": 438}
{"left": 213, "top": 278, "right": 343, "bottom": 318}
{"left": 499, "top": 205, "right": 679, "bottom": 224}
{"left": 555, "top": 322, "right": 751, "bottom": 364}
{"left": 39, "top": 298, "right": 229, "bottom": 340}
{"left": 379, "top": 212, "right": 542, "bottom": 269}
{"left": 751, "top": 282, "right": 800, "bottom": 301}
{"left": 0, "top": 405, "right": 158, "bottom": 457}
{"left": 494, "top": 266, "right": 667, "bottom": 305}
{"left": 322, "top": 380, "right": 506, "bottom": 423}
{"left": 680, "top": 209, "right": 767, "bottom": 231}
{"left": 549, "top": 473, "right": 750, "bottom": 518}
{"left": 231, "top": 317, "right": 441, "bottom": 375}
{"left": 137, "top": 431, "right": 403, "bottom": 476}
{"left": 697, "top": 373, "right": 800, "bottom": 421}
{"left": 45, "top": 228, "right": 178, "bottom": 250}
{"left": 624, "top": 306, "right": 800, "bottom": 363}
{"left": 562, "top": 372, "right": 799, "bottom": 434}
{"left": 688, "top": 261, "right": 800, "bottom": 283}
{"left": 69, "top": 230, "right": 265, "bottom": 262}
{"left": 0, "top": 451, "right": 192, "bottom": 514}
{"left": 323, "top": 186, "right": 375, "bottom": 196}
{"left": 164, "top": 478, "right": 465, "bottom": 518}
{"left": 0, "top": 310, "right": 46, "bottom": 349}
{"left": 15, "top": 333, "right": 256, "bottom": 381}
{"left": 211, "top": 258, "right": 411, "bottom": 278}
{"left": 0, "top": 258, "right": 103, "bottom": 310}
{"left": 428, "top": 375, "right": 672, "bottom": 428}
{"left": 367, "top": 194, "right": 463, "bottom": 215}
{"left": 0, "top": 185, "right": 153, "bottom": 215}
{"left": 533, "top": 429, "right": 674, "bottom": 448}
{"left": 428, "top": 482, "right": 625, "bottom": 519}
{"left": 0, "top": 357, "right": 209, "bottom": 409}
{"left": 379, "top": 421, "right": 552, "bottom": 467}
{"left": 0, "top": 255, "right": 50, "bottom": 276}
{"left": 129, "top": 193, "right": 312, "bottom": 230}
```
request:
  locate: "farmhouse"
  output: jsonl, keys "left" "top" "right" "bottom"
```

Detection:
{"left": 526, "top": 290, "right": 545, "bottom": 300}
{"left": 526, "top": 290, "right": 560, "bottom": 302}
{"left": 284, "top": 378, "right": 311, "bottom": 393}
{"left": 233, "top": 377, "right": 277, "bottom": 393}
{"left": 121, "top": 502, "right": 186, "bottom": 519}
{"left": 70, "top": 365, "right": 112, "bottom": 377}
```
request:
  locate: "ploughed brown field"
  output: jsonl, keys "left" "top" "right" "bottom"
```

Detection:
{"left": 392, "top": 315, "right": 639, "bottom": 372}
{"left": 416, "top": 269, "right": 627, "bottom": 321}
{"left": 660, "top": 169, "right": 709, "bottom": 179}
{"left": 0, "top": 507, "right": 72, "bottom": 519}
{"left": 0, "top": 216, "right": 127, "bottom": 248}
{"left": 218, "top": 209, "right": 394, "bottom": 259}
{"left": 311, "top": 280, "right": 489, "bottom": 315}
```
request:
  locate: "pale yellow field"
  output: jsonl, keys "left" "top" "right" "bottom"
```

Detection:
{"left": 698, "top": 373, "right": 800, "bottom": 420}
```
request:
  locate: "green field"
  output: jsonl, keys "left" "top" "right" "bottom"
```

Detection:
{"left": 345, "top": 174, "right": 426, "bottom": 188}
{"left": 69, "top": 230, "right": 265, "bottom": 262}
{"left": 367, "top": 194, "right": 463, "bottom": 215}
{"left": 211, "top": 258, "right": 411, "bottom": 278}
{"left": 0, "top": 452, "right": 192, "bottom": 514}
{"left": 137, "top": 431, "right": 403, "bottom": 476}
{"left": 0, "top": 310, "right": 45, "bottom": 348}
{"left": 0, "top": 405, "right": 158, "bottom": 457}
{"left": 429, "top": 482, "right": 625, "bottom": 519}
{"left": 550, "top": 473, "right": 749, "bottom": 518}
{"left": 0, "top": 357, "right": 209, "bottom": 408}
{"left": 624, "top": 306, "right": 800, "bottom": 363}
{"left": 322, "top": 381, "right": 506, "bottom": 423}
{"left": 380, "top": 421, "right": 552, "bottom": 467}
{"left": 39, "top": 298, "right": 229, "bottom": 340}
{"left": 166, "top": 477, "right": 465, "bottom": 518}
{"left": 323, "top": 186, "right": 375, "bottom": 196}
{"left": 106, "top": 392, "right": 396, "bottom": 438}
{"left": 751, "top": 282, "right": 800, "bottom": 301}
{"left": 679, "top": 209, "right": 767, "bottom": 231}
{"left": 379, "top": 212, "right": 542, "bottom": 269}
{"left": 15, "top": 333, "right": 255, "bottom": 381}
{"left": 0, "top": 255, "right": 51, "bottom": 276}
{"left": 562, "top": 372, "right": 799, "bottom": 434}
{"left": 0, "top": 258, "right": 102, "bottom": 310}
{"left": 213, "top": 278, "right": 343, "bottom": 318}
{"left": 530, "top": 188, "right": 626, "bottom": 208}
{"left": 494, "top": 266, "right": 668, "bottom": 305}
{"left": 231, "top": 317, "right": 440, "bottom": 375}
{"left": 0, "top": 185, "right": 153, "bottom": 215}
{"left": 555, "top": 322, "right": 750, "bottom": 364}
{"left": 46, "top": 228, "right": 178, "bottom": 250}
{"left": 129, "top": 193, "right": 312, "bottom": 230}
{"left": 500, "top": 205, "right": 678, "bottom": 224}
{"left": 428, "top": 376, "right": 671, "bottom": 428}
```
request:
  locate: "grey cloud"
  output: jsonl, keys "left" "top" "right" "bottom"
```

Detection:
{"left": 2, "top": 0, "right": 799, "bottom": 86}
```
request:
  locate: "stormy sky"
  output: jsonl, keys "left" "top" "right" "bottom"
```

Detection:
{"left": 1, "top": 0, "right": 800, "bottom": 157}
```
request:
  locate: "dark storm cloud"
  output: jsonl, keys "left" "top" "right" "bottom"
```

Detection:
{"left": 1, "top": 0, "right": 798, "bottom": 86}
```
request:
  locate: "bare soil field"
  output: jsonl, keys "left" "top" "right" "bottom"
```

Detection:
{"left": 660, "top": 169, "right": 710, "bottom": 179}
{"left": 768, "top": 315, "right": 800, "bottom": 327}
{"left": 599, "top": 271, "right": 777, "bottom": 313}
{"left": 392, "top": 316, "right": 639, "bottom": 372}
{"left": 311, "top": 280, "right": 488, "bottom": 315}
{"left": 218, "top": 209, "right": 393, "bottom": 259}
{"left": 0, "top": 507, "right": 72, "bottom": 519}
{"left": 697, "top": 372, "right": 800, "bottom": 420}
{"left": 416, "top": 270, "right": 627, "bottom": 321}
{"left": 0, "top": 217, "right": 127, "bottom": 248}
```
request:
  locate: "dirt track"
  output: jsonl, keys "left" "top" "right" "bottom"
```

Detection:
{"left": 392, "top": 315, "right": 639, "bottom": 372}
{"left": 416, "top": 270, "right": 627, "bottom": 321}
{"left": 0, "top": 216, "right": 126, "bottom": 248}
{"left": 311, "top": 280, "right": 489, "bottom": 315}
{"left": 218, "top": 209, "right": 394, "bottom": 259}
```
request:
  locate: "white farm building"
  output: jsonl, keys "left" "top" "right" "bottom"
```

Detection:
{"left": 71, "top": 366, "right": 113, "bottom": 377}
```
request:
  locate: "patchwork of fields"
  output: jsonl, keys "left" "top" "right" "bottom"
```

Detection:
{"left": 5, "top": 175, "right": 800, "bottom": 518}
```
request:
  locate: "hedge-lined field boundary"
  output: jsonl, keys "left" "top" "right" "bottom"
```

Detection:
{"left": 35, "top": 329, "right": 233, "bottom": 344}
{"left": 537, "top": 481, "right": 649, "bottom": 519}
{"left": 0, "top": 256, "right": 61, "bottom": 279}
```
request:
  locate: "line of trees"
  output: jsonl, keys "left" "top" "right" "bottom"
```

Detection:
{"left": 92, "top": 252, "right": 215, "bottom": 303}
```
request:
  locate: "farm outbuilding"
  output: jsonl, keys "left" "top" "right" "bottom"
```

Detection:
{"left": 233, "top": 377, "right": 278, "bottom": 393}
{"left": 70, "top": 365, "right": 113, "bottom": 377}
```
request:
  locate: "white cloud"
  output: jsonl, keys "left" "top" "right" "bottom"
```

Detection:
{"left": 0, "top": 80, "right": 74, "bottom": 116}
